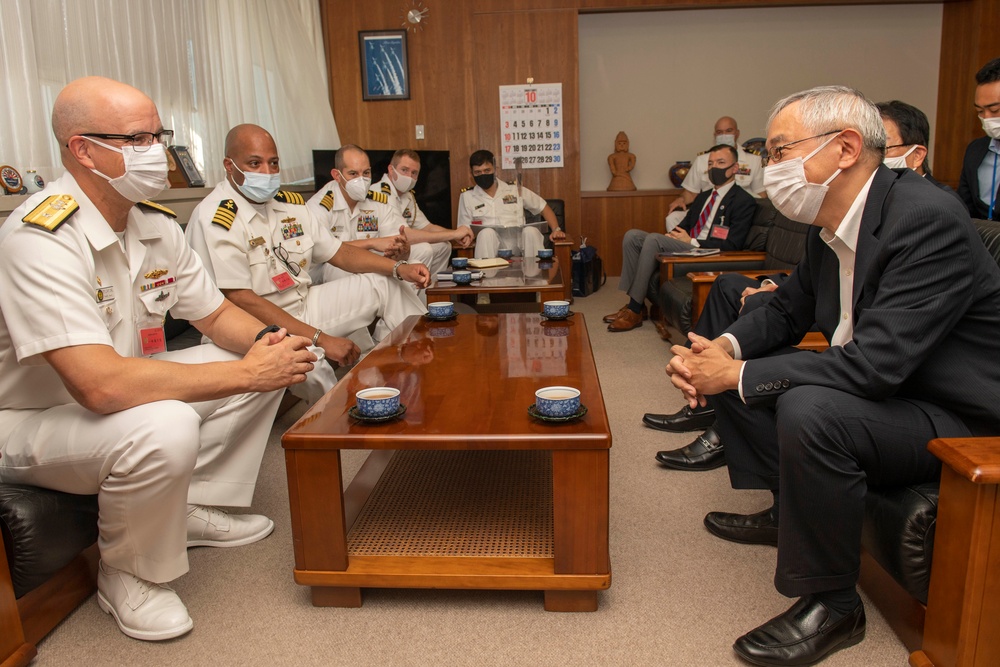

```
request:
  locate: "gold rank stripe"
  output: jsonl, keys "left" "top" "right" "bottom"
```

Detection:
{"left": 367, "top": 190, "right": 388, "bottom": 204}
{"left": 381, "top": 182, "right": 392, "bottom": 193}
{"left": 319, "top": 190, "right": 334, "bottom": 211}
{"left": 22, "top": 194, "right": 78, "bottom": 232}
{"left": 212, "top": 208, "right": 237, "bottom": 231}
{"left": 137, "top": 200, "right": 177, "bottom": 218}
{"left": 274, "top": 190, "right": 305, "bottom": 205}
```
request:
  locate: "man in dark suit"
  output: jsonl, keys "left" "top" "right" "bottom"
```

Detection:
{"left": 605, "top": 144, "right": 756, "bottom": 332}
{"left": 649, "top": 99, "right": 963, "bottom": 472}
{"left": 667, "top": 86, "right": 1000, "bottom": 666}
{"left": 958, "top": 57, "right": 1000, "bottom": 221}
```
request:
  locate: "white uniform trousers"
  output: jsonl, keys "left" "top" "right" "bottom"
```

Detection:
{"left": 0, "top": 344, "right": 283, "bottom": 583}
{"left": 473, "top": 226, "right": 545, "bottom": 259}
{"left": 408, "top": 241, "right": 451, "bottom": 276}
{"left": 293, "top": 272, "right": 425, "bottom": 402}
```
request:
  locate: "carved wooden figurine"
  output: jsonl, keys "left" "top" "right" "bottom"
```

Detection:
{"left": 607, "top": 131, "right": 637, "bottom": 191}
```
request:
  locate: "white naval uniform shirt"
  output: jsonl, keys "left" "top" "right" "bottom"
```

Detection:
{"left": 372, "top": 174, "right": 431, "bottom": 230}
{"left": 187, "top": 179, "right": 340, "bottom": 322}
{"left": 305, "top": 180, "right": 405, "bottom": 242}
{"left": 0, "top": 172, "right": 224, "bottom": 414}
{"left": 456, "top": 180, "right": 547, "bottom": 229}
{"left": 681, "top": 147, "right": 765, "bottom": 197}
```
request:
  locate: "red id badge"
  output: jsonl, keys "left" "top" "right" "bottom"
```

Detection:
{"left": 710, "top": 225, "right": 730, "bottom": 240}
{"left": 139, "top": 326, "right": 167, "bottom": 356}
{"left": 270, "top": 272, "right": 295, "bottom": 291}
{"left": 472, "top": 219, "right": 483, "bottom": 225}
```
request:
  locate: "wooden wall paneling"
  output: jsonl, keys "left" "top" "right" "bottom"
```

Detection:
{"left": 471, "top": 0, "right": 951, "bottom": 14}
{"left": 933, "top": 0, "right": 1000, "bottom": 188}
{"left": 580, "top": 191, "right": 680, "bottom": 275}
{"left": 320, "top": 0, "right": 479, "bottom": 223}
{"left": 470, "top": 9, "right": 581, "bottom": 243}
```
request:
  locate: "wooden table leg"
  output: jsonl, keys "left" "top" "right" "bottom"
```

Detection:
{"left": 285, "top": 449, "right": 354, "bottom": 607}
{"left": 548, "top": 449, "right": 610, "bottom": 612}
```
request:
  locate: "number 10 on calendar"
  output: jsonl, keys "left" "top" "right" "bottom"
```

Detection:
{"left": 499, "top": 82, "right": 564, "bottom": 170}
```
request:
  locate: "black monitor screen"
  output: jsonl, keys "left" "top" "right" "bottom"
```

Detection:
{"left": 313, "top": 149, "right": 452, "bottom": 228}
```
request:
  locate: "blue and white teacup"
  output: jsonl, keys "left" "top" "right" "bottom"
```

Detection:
{"left": 534, "top": 386, "right": 581, "bottom": 417}
{"left": 452, "top": 270, "right": 472, "bottom": 284}
{"left": 427, "top": 301, "right": 454, "bottom": 318}
{"left": 356, "top": 387, "right": 400, "bottom": 417}
{"left": 451, "top": 256, "right": 469, "bottom": 269}
{"left": 543, "top": 300, "right": 570, "bottom": 318}
{"left": 497, "top": 248, "right": 513, "bottom": 260}
{"left": 537, "top": 248, "right": 554, "bottom": 259}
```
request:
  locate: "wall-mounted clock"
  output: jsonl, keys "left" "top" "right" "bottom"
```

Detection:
{"left": 401, "top": 1, "right": 428, "bottom": 32}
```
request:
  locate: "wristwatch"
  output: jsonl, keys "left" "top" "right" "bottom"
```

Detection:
{"left": 254, "top": 324, "right": 280, "bottom": 342}
{"left": 392, "top": 259, "right": 408, "bottom": 280}
{"left": 311, "top": 328, "right": 323, "bottom": 346}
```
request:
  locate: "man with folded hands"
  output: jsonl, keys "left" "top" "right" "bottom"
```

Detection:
{"left": 604, "top": 144, "right": 756, "bottom": 333}
{"left": 667, "top": 85, "right": 1000, "bottom": 666}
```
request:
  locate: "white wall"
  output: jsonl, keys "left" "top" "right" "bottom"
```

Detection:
{"left": 579, "top": 5, "right": 942, "bottom": 191}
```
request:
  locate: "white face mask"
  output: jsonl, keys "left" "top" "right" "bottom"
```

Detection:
{"left": 883, "top": 144, "right": 918, "bottom": 170}
{"left": 229, "top": 161, "right": 280, "bottom": 203}
{"left": 714, "top": 133, "right": 736, "bottom": 147}
{"left": 981, "top": 116, "right": 1000, "bottom": 140}
{"left": 342, "top": 175, "right": 372, "bottom": 202}
{"left": 84, "top": 138, "right": 168, "bottom": 202}
{"left": 391, "top": 167, "right": 416, "bottom": 194}
{"left": 763, "top": 133, "right": 842, "bottom": 225}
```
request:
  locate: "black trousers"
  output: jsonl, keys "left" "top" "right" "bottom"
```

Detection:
{"left": 709, "top": 380, "right": 967, "bottom": 597}
{"left": 692, "top": 273, "right": 776, "bottom": 340}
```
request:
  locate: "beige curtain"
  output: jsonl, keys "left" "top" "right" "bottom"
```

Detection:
{"left": 0, "top": 0, "right": 340, "bottom": 185}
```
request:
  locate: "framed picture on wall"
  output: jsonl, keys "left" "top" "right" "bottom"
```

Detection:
{"left": 167, "top": 145, "right": 205, "bottom": 187}
{"left": 359, "top": 30, "right": 410, "bottom": 101}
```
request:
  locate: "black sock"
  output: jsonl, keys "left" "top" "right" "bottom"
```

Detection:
{"left": 627, "top": 299, "right": 643, "bottom": 314}
{"left": 815, "top": 588, "right": 861, "bottom": 621}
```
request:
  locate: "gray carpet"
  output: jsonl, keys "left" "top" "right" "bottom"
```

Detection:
{"left": 36, "top": 285, "right": 910, "bottom": 666}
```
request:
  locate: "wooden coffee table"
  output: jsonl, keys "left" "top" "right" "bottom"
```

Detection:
{"left": 426, "top": 256, "right": 564, "bottom": 312}
{"left": 281, "top": 313, "right": 611, "bottom": 612}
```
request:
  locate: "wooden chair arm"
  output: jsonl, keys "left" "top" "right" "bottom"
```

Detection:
{"left": 657, "top": 251, "right": 767, "bottom": 283}
{"left": 553, "top": 240, "right": 574, "bottom": 301}
{"left": 928, "top": 437, "right": 1000, "bottom": 484}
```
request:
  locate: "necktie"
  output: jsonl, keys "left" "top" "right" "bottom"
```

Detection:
{"left": 691, "top": 189, "right": 718, "bottom": 239}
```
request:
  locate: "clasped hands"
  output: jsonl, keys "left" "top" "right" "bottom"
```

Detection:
{"left": 667, "top": 332, "right": 743, "bottom": 409}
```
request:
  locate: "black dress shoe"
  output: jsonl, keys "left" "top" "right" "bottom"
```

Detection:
{"left": 704, "top": 505, "right": 779, "bottom": 546}
{"left": 733, "top": 597, "right": 866, "bottom": 666}
{"left": 655, "top": 426, "right": 725, "bottom": 471}
{"left": 643, "top": 405, "right": 715, "bottom": 432}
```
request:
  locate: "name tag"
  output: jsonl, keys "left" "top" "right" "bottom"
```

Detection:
{"left": 139, "top": 326, "right": 166, "bottom": 356}
{"left": 271, "top": 272, "right": 295, "bottom": 291}
{"left": 710, "top": 225, "right": 730, "bottom": 240}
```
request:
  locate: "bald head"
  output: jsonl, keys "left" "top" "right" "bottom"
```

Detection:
{"left": 52, "top": 77, "right": 159, "bottom": 147}
{"left": 714, "top": 116, "right": 740, "bottom": 144}
{"left": 225, "top": 124, "right": 276, "bottom": 160}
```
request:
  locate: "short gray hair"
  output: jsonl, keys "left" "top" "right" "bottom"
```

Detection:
{"left": 767, "top": 86, "right": 886, "bottom": 161}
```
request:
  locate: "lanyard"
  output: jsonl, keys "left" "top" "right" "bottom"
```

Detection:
{"left": 991, "top": 151, "right": 998, "bottom": 221}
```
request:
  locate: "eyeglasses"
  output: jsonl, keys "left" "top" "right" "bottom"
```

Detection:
{"left": 272, "top": 245, "right": 301, "bottom": 277}
{"left": 884, "top": 143, "right": 911, "bottom": 151}
{"left": 761, "top": 130, "right": 843, "bottom": 166}
{"left": 79, "top": 130, "right": 174, "bottom": 152}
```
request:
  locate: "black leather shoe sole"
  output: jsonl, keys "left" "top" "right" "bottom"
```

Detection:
{"left": 733, "top": 598, "right": 866, "bottom": 666}
{"left": 642, "top": 408, "right": 715, "bottom": 433}
{"left": 704, "top": 508, "right": 779, "bottom": 546}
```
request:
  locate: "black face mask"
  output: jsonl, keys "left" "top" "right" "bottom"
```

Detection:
{"left": 474, "top": 173, "right": 495, "bottom": 190}
{"left": 708, "top": 166, "right": 732, "bottom": 187}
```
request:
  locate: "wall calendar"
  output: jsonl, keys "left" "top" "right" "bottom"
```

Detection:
{"left": 499, "top": 83, "right": 563, "bottom": 170}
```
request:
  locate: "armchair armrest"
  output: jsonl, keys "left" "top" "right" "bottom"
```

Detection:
{"left": 657, "top": 251, "right": 767, "bottom": 283}
{"left": 911, "top": 436, "right": 1000, "bottom": 667}
{"left": 553, "top": 240, "right": 574, "bottom": 301}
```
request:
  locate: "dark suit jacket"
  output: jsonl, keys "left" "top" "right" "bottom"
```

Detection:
{"left": 678, "top": 184, "right": 756, "bottom": 251}
{"left": 727, "top": 167, "right": 1000, "bottom": 436}
{"left": 957, "top": 136, "right": 998, "bottom": 220}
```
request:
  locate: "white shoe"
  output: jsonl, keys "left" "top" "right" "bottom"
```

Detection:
{"left": 186, "top": 505, "right": 274, "bottom": 548}
{"left": 97, "top": 561, "right": 193, "bottom": 641}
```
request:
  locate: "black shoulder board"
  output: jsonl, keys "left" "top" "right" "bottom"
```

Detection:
{"left": 366, "top": 190, "right": 388, "bottom": 204}
{"left": 137, "top": 200, "right": 177, "bottom": 218}
{"left": 381, "top": 182, "right": 392, "bottom": 194}
{"left": 460, "top": 186, "right": 472, "bottom": 193}
{"left": 319, "top": 190, "right": 334, "bottom": 211}
{"left": 212, "top": 199, "right": 238, "bottom": 231}
{"left": 22, "top": 194, "right": 78, "bottom": 232}
{"left": 274, "top": 191, "right": 305, "bottom": 205}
